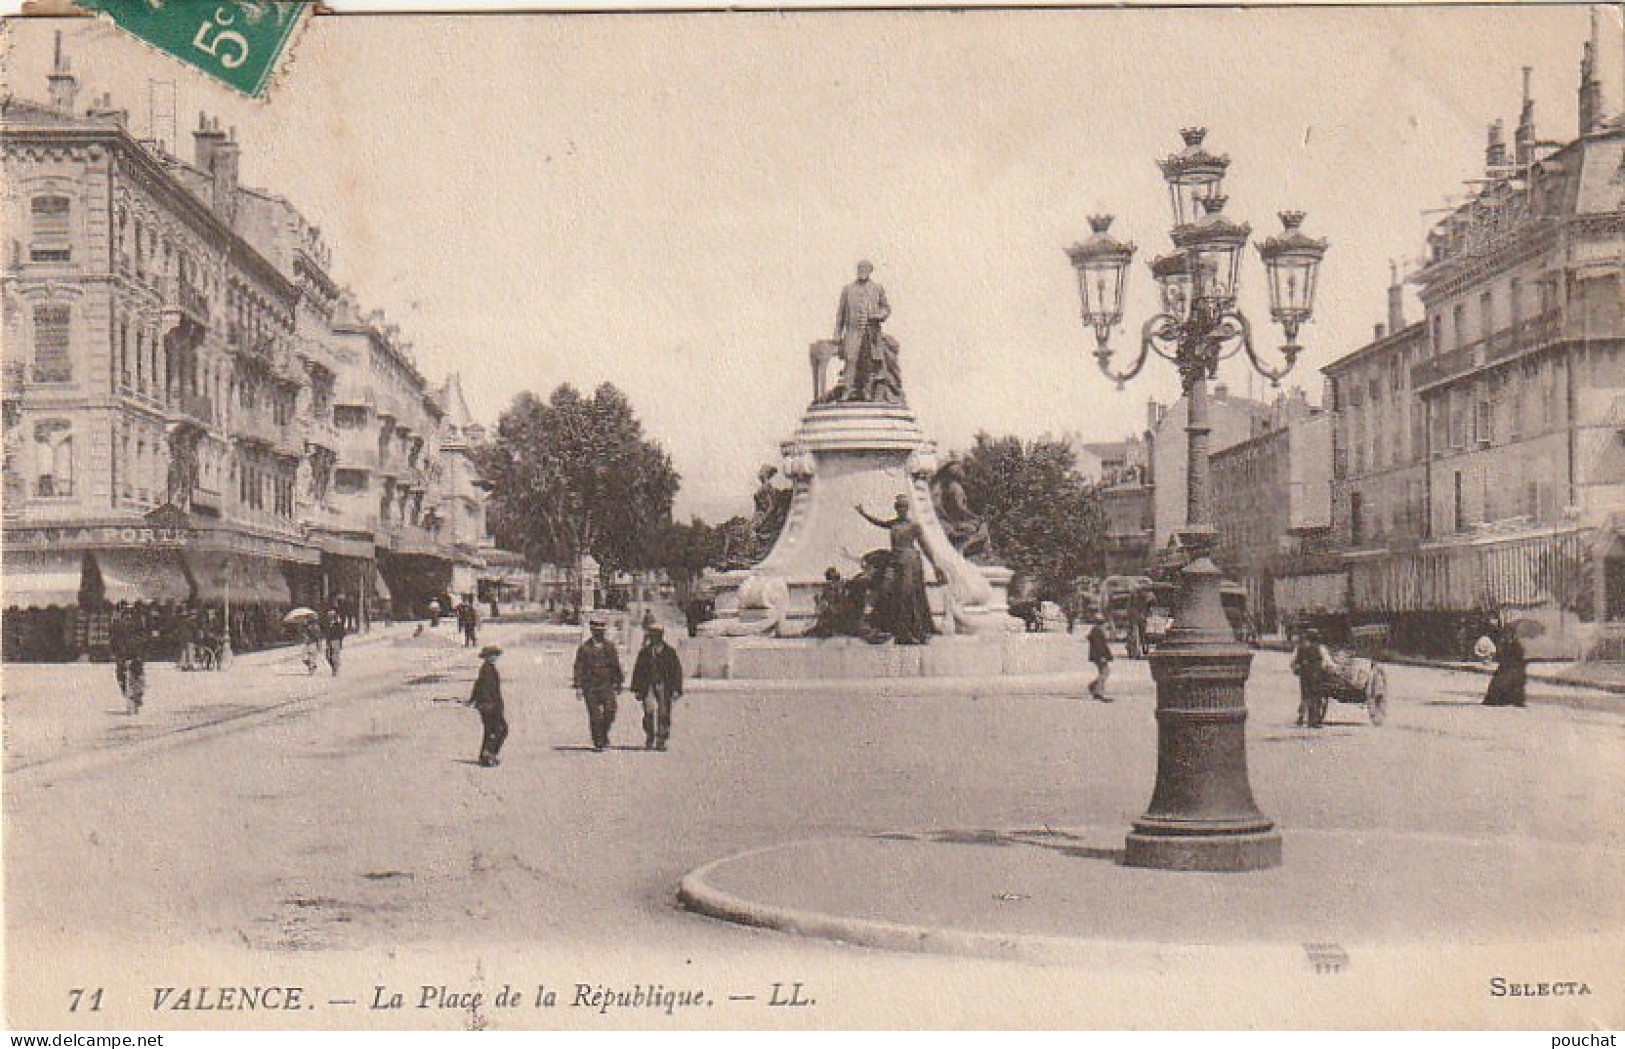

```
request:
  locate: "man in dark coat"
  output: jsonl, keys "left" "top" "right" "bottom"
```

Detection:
{"left": 1291, "top": 629, "right": 1332, "bottom": 727}
{"left": 322, "top": 607, "right": 346, "bottom": 676}
{"left": 1086, "top": 613, "right": 1113, "bottom": 701}
{"left": 572, "top": 617, "right": 623, "bottom": 752}
{"left": 631, "top": 623, "right": 684, "bottom": 751}
{"left": 110, "top": 602, "right": 146, "bottom": 714}
{"left": 468, "top": 643, "right": 507, "bottom": 767}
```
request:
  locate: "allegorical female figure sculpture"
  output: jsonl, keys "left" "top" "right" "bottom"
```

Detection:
{"left": 855, "top": 494, "right": 937, "bottom": 644}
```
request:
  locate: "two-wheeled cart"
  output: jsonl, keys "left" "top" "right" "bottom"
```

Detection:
{"left": 1313, "top": 649, "right": 1388, "bottom": 726}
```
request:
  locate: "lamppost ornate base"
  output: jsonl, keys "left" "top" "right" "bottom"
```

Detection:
{"left": 1123, "top": 553, "right": 1282, "bottom": 873}
{"left": 1124, "top": 828, "right": 1283, "bottom": 873}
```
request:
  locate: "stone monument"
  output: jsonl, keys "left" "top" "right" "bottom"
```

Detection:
{"left": 699, "top": 263, "right": 1033, "bottom": 665}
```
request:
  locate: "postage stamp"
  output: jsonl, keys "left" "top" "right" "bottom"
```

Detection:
{"left": 71, "top": 0, "right": 310, "bottom": 98}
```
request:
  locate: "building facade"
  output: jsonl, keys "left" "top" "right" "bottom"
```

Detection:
{"left": 1284, "top": 42, "right": 1625, "bottom": 658}
{"left": 2, "top": 44, "right": 493, "bottom": 660}
{"left": 1210, "top": 392, "right": 1332, "bottom": 633}
{"left": 1149, "top": 386, "right": 1276, "bottom": 549}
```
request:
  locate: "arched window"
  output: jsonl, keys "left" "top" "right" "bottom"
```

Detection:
{"left": 32, "top": 304, "right": 71, "bottom": 383}
{"left": 30, "top": 196, "right": 71, "bottom": 263}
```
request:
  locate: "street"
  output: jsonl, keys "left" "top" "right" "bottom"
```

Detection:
{"left": 4, "top": 627, "right": 1623, "bottom": 1029}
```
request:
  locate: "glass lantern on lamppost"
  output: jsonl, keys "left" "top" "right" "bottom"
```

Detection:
{"left": 1159, "top": 126, "right": 1229, "bottom": 227}
{"left": 1258, "top": 210, "right": 1329, "bottom": 362}
{"left": 1065, "top": 128, "right": 1328, "bottom": 873}
{"left": 1066, "top": 215, "right": 1136, "bottom": 373}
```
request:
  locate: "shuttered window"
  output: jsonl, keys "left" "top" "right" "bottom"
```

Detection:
{"left": 30, "top": 196, "right": 71, "bottom": 262}
{"left": 32, "top": 305, "right": 71, "bottom": 383}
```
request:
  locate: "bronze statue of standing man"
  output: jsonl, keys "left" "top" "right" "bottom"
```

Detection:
{"left": 834, "top": 260, "right": 890, "bottom": 401}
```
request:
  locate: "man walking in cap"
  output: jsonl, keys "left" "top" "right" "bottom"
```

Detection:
{"left": 467, "top": 643, "right": 507, "bottom": 767}
{"left": 631, "top": 623, "right": 684, "bottom": 751}
{"left": 1086, "top": 613, "right": 1114, "bottom": 701}
{"left": 573, "top": 617, "right": 623, "bottom": 752}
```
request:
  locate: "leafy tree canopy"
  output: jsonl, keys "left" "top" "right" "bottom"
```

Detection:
{"left": 955, "top": 433, "right": 1105, "bottom": 599}
{"left": 473, "top": 383, "right": 681, "bottom": 579}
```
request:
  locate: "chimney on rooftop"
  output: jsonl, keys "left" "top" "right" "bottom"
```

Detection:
{"left": 1579, "top": 8, "right": 1605, "bottom": 135}
{"left": 1485, "top": 119, "right": 1508, "bottom": 174}
{"left": 87, "top": 91, "right": 128, "bottom": 127}
{"left": 1514, "top": 66, "right": 1537, "bottom": 168}
{"left": 46, "top": 31, "right": 78, "bottom": 114}
{"left": 1387, "top": 260, "right": 1406, "bottom": 335}
{"left": 193, "top": 115, "right": 239, "bottom": 225}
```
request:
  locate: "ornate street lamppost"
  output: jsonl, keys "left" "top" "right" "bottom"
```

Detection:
{"left": 1066, "top": 127, "right": 1327, "bottom": 872}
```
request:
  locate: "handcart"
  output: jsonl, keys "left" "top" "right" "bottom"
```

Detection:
{"left": 1315, "top": 649, "right": 1388, "bottom": 726}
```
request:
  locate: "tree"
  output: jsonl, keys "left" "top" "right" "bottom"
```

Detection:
{"left": 474, "top": 383, "right": 682, "bottom": 586}
{"left": 955, "top": 433, "right": 1106, "bottom": 599}
{"left": 714, "top": 515, "right": 756, "bottom": 570}
{"left": 652, "top": 516, "right": 726, "bottom": 598}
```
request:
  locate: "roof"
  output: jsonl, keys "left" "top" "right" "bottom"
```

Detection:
{"left": 3, "top": 97, "right": 298, "bottom": 305}
{"left": 1321, "top": 321, "right": 1428, "bottom": 377}
{"left": 437, "top": 373, "right": 476, "bottom": 429}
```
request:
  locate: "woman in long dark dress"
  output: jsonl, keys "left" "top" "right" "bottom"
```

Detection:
{"left": 1482, "top": 628, "right": 1528, "bottom": 707}
{"left": 856, "top": 494, "right": 938, "bottom": 644}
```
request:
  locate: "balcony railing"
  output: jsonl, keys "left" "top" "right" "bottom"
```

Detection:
{"left": 1488, "top": 310, "right": 1563, "bottom": 363}
{"left": 167, "top": 389, "right": 214, "bottom": 429}
{"left": 231, "top": 411, "right": 295, "bottom": 451}
{"left": 305, "top": 417, "right": 342, "bottom": 453}
{"left": 189, "top": 485, "right": 223, "bottom": 513}
{"left": 1411, "top": 340, "right": 1482, "bottom": 390}
{"left": 160, "top": 276, "right": 210, "bottom": 327}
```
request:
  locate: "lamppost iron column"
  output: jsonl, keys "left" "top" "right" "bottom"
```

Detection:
{"left": 1066, "top": 128, "right": 1327, "bottom": 874}
{"left": 1126, "top": 371, "right": 1280, "bottom": 872}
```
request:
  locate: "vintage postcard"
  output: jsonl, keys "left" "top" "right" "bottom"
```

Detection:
{"left": 3, "top": 2, "right": 1623, "bottom": 1033}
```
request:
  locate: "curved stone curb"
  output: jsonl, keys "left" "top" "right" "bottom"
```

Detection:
{"left": 677, "top": 836, "right": 1276, "bottom": 969}
{"left": 677, "top": 828, "right": 1625, "bottom": 967}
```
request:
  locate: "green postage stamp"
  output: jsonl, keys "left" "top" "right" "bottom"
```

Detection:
{"left": 72, "top": 1, "right": 310, "bottom": 98}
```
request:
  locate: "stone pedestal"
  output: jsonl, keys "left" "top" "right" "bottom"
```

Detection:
{"left": 703, "top": 401, "right": 1021, "bottom": 639}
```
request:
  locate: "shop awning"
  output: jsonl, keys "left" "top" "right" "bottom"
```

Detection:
{"left": 1275, "top": 572, "right": 1349, "bottom": 617}
{"left": 1350, "top": 528, "right": 1589, "bottom": 614}
{"left": 2, "top": 549, "right": 89, "bottom": 609}
{"left": 186, "top": 551, "right": 292, "bottom": 605}
{"left": 93, "top": 549, "right": 191, "bottom": 605}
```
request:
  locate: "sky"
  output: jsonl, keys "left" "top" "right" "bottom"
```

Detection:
{"left": 4, "top": 6, "right": 1620, "bottom": 520}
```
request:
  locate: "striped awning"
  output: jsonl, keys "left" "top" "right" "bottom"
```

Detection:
{"left": 2, "top": 549, "right": 88, "bottom": 609}
{"left": 1275, "top": 572, "right": 1349, "bottom": 616}
{"left": 93, "top": 549, "right": 191, "bottom": 605}
{"left": 1350, "top": 528, "right": 1590, "bottom": 614}
{"left": 185, "top": 551, "right": 292, "bottom": 605}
